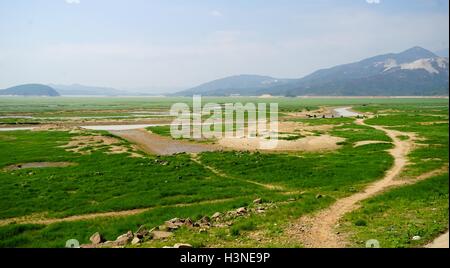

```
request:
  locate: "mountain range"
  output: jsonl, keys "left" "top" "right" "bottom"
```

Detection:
{"left": 0, "top": 84, "right": 60, "bottom": 97}
{"left": 177, "top": 47, "right": 449, "bottom": 96}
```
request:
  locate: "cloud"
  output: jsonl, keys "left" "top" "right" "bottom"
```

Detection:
{"left": 210, "top": 10, "right": 223, "bottom": 17}
{"left": 65, "top": 0, "right": 80, "bottom": 4}
{"left": 366, "top": 0, "right": 381, "bottom": 4}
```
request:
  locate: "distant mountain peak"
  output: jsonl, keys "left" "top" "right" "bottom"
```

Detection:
{"left": 398, "top": 46, "right": 437, "bottom": 59}
{"left": 176, "top": 46, "right": 449, "bottom": 97}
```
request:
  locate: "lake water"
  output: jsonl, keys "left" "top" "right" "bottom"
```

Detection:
{"left": 333, "top": 107, "right": 361, "bottom": 117}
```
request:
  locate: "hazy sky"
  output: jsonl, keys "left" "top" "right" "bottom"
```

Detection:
{"left": 0, "top": 0, "right": 449, "bottom": 92}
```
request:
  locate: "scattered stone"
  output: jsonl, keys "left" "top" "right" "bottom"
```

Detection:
{"left": 316, "top": 194, "right": 323, "bottom": 199}
{"left": 236, "top": 207, "right": 247, "bottom": 214}
{"left": 287, "top": 198, "right": 296, "bottom": 202}
{"left": 89, "top": 232, "right": 103, "bottom": 245}
{"left": 173, "top": 243, "right": 193, "bottom": 249}
{"left": 115, "top": 231, "right": 133, "bottom": 246}
{"left": 131, "top": 237, "right": 141, "bottom": 245}
{"left": 412, "top": 236, "right": 421, "bottom": 241}
{"left": 211, "top": 212, "right": 222, "bottom": 220}
{"left": 152, "top": 231, "right": 173, "bottom": 240}
{"left": 255, "top": 208, "right": 266, "bottom": 214}
{"left": 164, "top": 221, "right": 180, "bottom": 231}
{"left": 80, "top": 244, "right": 97, "bottom": 249}
{"left": 135, "top": 225, "right": 150, "bottom": 239}
{"left": 253, "top": 198, "right": 262, "bottom": 204}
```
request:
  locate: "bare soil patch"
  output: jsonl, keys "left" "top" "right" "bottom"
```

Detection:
{"left": 425, "top": 231, "right": 449, "bottom": 248}
{"left": 353, "top": 140, "right": 391, "bottom": 148}
{"left": 3, "top": 162, "right": 77, "bottom": 171}
{"left": 60, "top": 134, "right": 141, "bottom": 157}
{"left": 218, "top": 135, "right": 344, "bottom": 152}
{"left": 111, "top": 129, "right": 219, "bottom": 155}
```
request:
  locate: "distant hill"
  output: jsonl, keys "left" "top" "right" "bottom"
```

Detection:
{"left": 177, "top": 75, "right": 294, "bottom": 96}
{"left": 50, "top": 84, "right": 131, "bottom": 96}
{"left": 0, "top": 84, "right": 60, "bottom": 97}
{"left": 176, "top": 47, "right": 449, "bottom": 96}
{"left": 434, "top": 48, "right": 449, "bottom": 58}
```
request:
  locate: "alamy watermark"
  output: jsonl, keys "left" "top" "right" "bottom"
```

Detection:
{"left": 170, "top": 95, "right": 279, "bottom": 149}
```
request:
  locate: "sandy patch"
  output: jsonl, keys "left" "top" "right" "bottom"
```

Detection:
{"left": 3, "top": 162, "right": 77, "bottom": 171}
{"left": 111, "top": 129, "right": 218, "bottom": 155}
{"left": 418, "top": 121, "right": 448, "bottom": 126}
{"left": 353, "top": 140, "right": 391, "bottom": 148}
{"left": 60, "top": 134, "right": 140, "bottom": 157}
{"left": 218, "top": 135, "right": 344, "bottom": 152}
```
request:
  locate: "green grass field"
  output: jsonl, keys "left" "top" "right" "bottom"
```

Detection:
{"left": 0, "top": 97, "right": 448, "bottom": 248}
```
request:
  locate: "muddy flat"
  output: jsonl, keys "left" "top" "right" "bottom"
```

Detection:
{"left": 425, "top": 231, "right": 449, "bottom": 248}
{"left": 3, "top": 162, "right": 77, "bottom": 171}
{"left": 218, "top": 135, "right": 344, "bottom": 152}
{"left": 111, "top": 129, "right": 218, "bottom": 155}
{"left": 0, "top": 127, "right": 36, "bottom": 131}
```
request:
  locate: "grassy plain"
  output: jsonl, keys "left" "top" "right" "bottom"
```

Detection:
{"left": 0, "top": 97, "right": 448, "bottom": 248}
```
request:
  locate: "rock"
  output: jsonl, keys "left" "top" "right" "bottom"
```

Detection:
{"left": 168, "top": 217, "right": 180, "bottom": 223}
{"left": 152, "top": 231, "right": 173, "bottom": 240}
{"left": 211, "top": 212, "right": 222, "bottom": 219}
{"left": 158, "top": 224, "right": 170, "bottom": 231}
{"left": 412, "top": 236, "right": 421, "bottom": 241}
{"left": 164, "top": 221, "right": 180, "bottom": 231}
{"left": 115, "top": 231, "right": 133, "bottom": 246}
{"left": 253, "top": 198, "right": 262, "bottom": 204}
{"left": 80, "top": 244, "right": 97, "bottom": 249}
{"left": 135, "top": 225, "right": 150, "bottom": 239}
{"left": 184, "top": 218, "right": 194, "bottom": 227}
{"left": 173, "top": 243, "right": 193, "bottom": 249}
{"left": 131, "top": 237, "right": 141, "bottom": 245}
{"left": 89, "top": 232, "right": 103, "bottom": 245}
{"left": 194, "top": 216, "right": 211, "bottom": 228}
{"left": 255, "top": 208, "right": 266, "bottom": 214}
{"left": 236, "top": 207, "right": 247, "bottom": 214}
{"left": 200, "top": 216, "right": 210, "bottom": 224}
{"left": 316, "top": 194, "right": 323, "bottom": 199}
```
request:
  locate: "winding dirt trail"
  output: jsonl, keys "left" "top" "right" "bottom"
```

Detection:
{"left": 190, "top": 154, "right": 285, "bottom": 191}
{"left": 288, "top": 118, "right": 417, "bottom": 248}
{"left": 0, "top": 198, "right": 235, "bottom": 227}
{"left": 426, "top": 231, "right": 449, "bottom": 248}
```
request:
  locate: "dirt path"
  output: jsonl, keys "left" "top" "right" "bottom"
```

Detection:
{"left": 190, "top": 154, "right": 285, "bottom": 191}
{"left": 0, "top": 198, "right": 235, "bottom": 227}
{"left": 111, "top": 129, "right": 218, "bottom": 155}
{"left": 288, "top": 118, "right": 417, "bottom": 248}
{"left": 425, "top": 231, "right": 449, "bottom": 248}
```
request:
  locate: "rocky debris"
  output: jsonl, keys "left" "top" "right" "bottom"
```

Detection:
{"left": 255, "top": 207, "right": 266, "bottom": 214}
{"left": 82, "top": 201, "right": 278, "bottom": 248}
{"left": 152, "top": 231, "right": 173, "bottom": 240}
{"left": 253, "top": 198, "right": 262, "bottom": 204}
{"left": 131, "top": 237, "right": 141, "bottom": 245}
{"left": 89, "top": 232, "right": 104, "bottom": 245}
{"left": 412, "top": 236, "right": 421, "bottom": 241}
{"left": 135, "top": 225, "right": 151, "bottom": 239}
{"left": 236, "top": 207, "right": 247, "bottom": 215}
{"left": 115, "top": 231, "right": 134, "bottom": 246}
{"left": 173, "top": 243, "right": 193, "bottom": 248}
{"left": 316, "top": 194, "right": 323, "bottom": 199}
{"left": 211, "top": 212, "right": 222, "bottom": 220}
{"left": 194, "top": 216, "right": 211, "bottom": 228}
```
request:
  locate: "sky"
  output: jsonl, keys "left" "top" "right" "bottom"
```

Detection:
{"left": 0, "top": 0, "right": 449, "bottom": 92}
